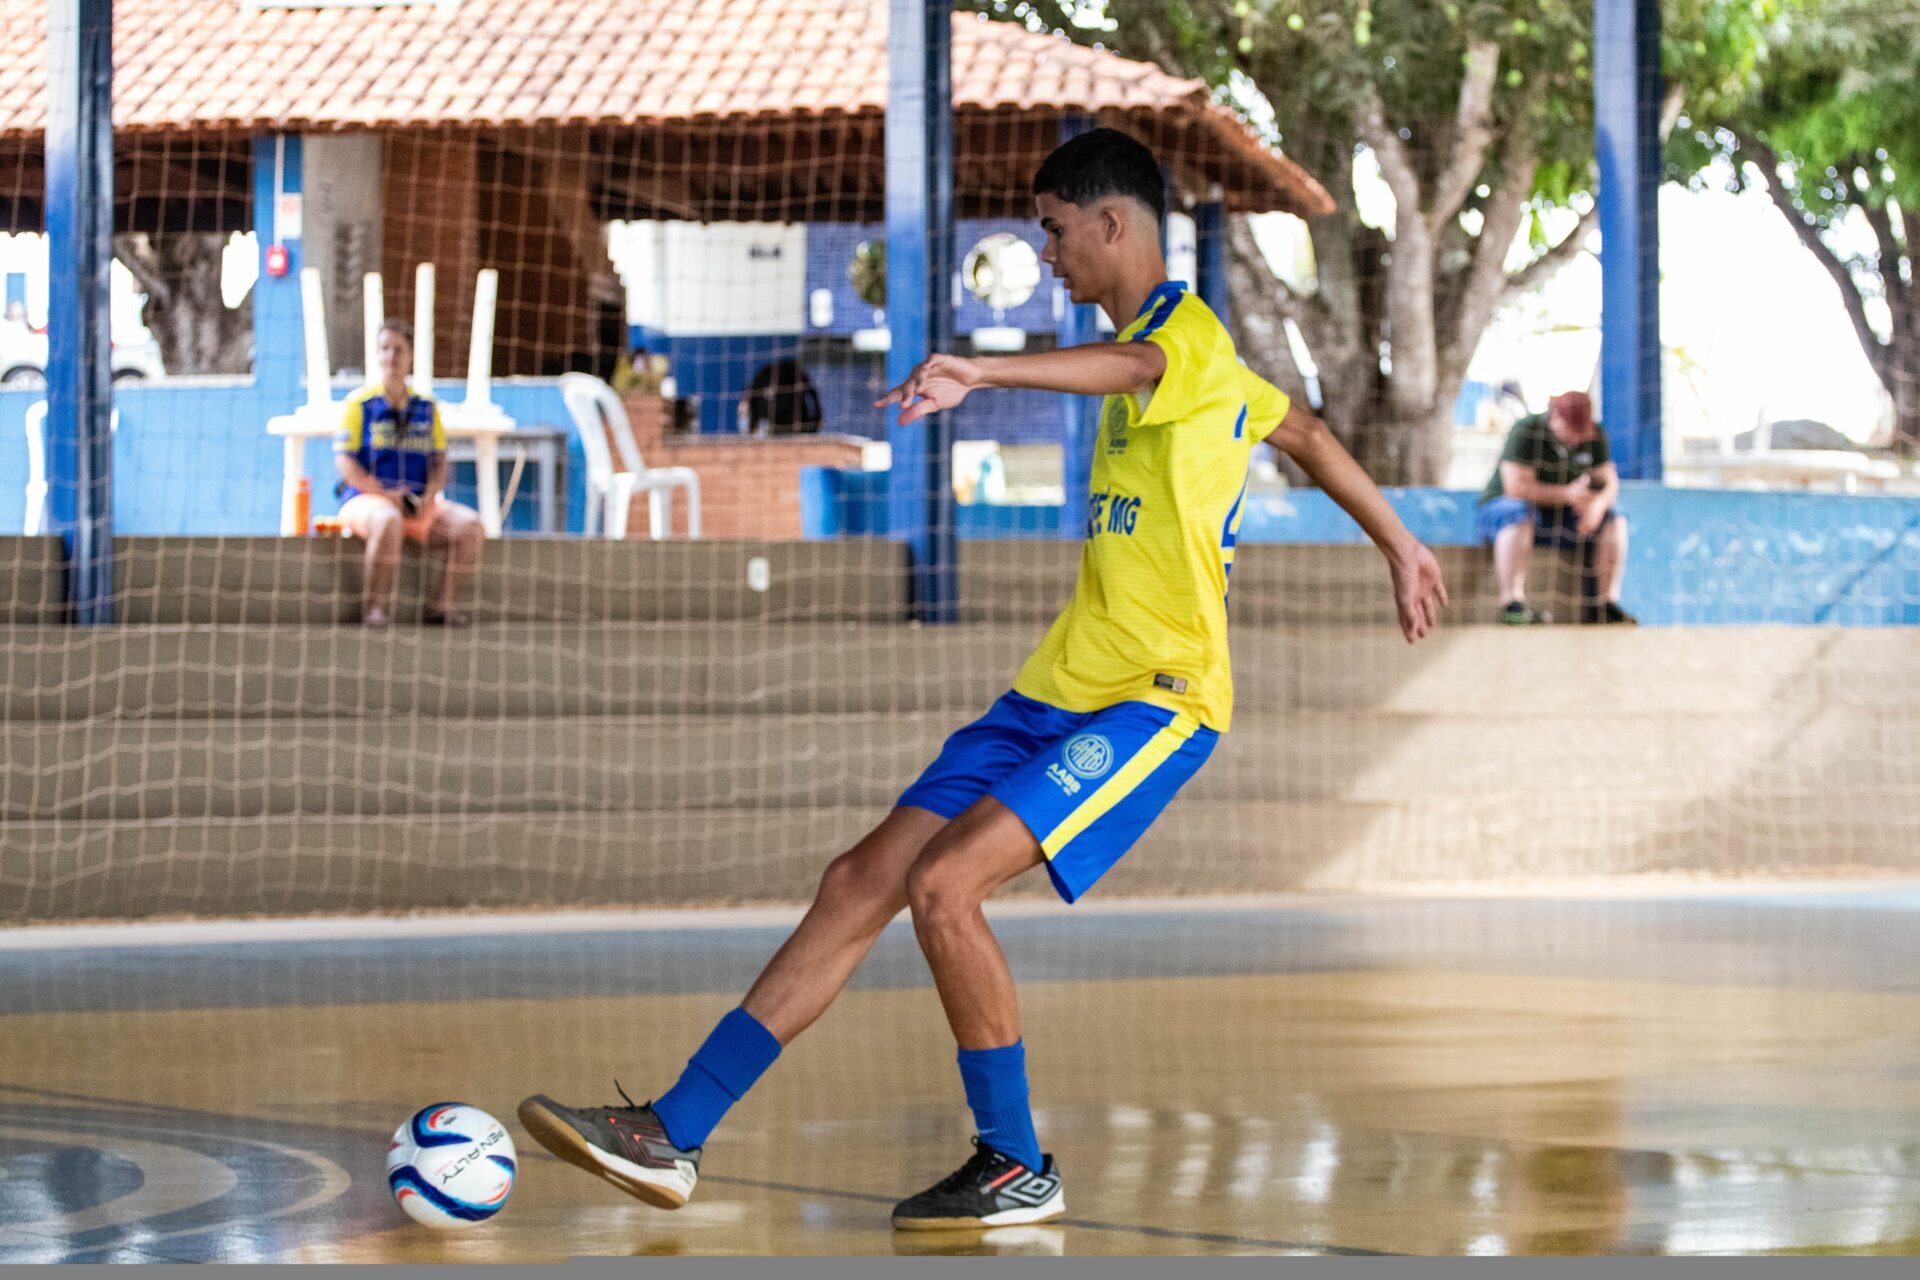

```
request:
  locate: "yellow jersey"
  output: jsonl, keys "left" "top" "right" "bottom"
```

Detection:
{"left": 1012, "top": 283, "right": 1289, "bottom": 733}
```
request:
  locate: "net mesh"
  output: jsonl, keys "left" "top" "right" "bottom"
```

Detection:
{"left": 1, "top": 0, "right": 1918, "bottom": 924}
{"left": 10, "top": 1, "right": 1920, "bottom": 1264}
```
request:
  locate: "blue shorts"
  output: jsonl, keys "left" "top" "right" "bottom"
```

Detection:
{"left": 1476, "top": 496, "right": 1621, "bottom": 549}
{"left": 896, "top": 690, "right": 1220, "bottom": 904}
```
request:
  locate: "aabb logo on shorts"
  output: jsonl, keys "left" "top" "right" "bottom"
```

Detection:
{"left": 1063, "top": 733, "right": 1114, "bottom": 780}
{"left": 1046, "top": 733, "right": 1114, "bottom": 797}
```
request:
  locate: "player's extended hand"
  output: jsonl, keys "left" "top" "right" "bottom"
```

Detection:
{"left": 1389, "top": 540, "right": 1449, "bottom": 644}
{"left": 875, "top": 354, "right": 983, "bottom": 425}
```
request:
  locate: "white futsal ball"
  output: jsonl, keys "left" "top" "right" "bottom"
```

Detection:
{"left": 386, "top": 1103, "right": 517, "bottom": 1229}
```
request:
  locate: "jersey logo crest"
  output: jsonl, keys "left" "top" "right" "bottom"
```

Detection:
{"left": 1063, "top": 733, "right": 1114, "bottom": 780}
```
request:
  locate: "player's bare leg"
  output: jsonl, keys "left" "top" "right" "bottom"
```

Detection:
{"left": 1591, "top": 515, "right": 1636, "bottom": 623}
{"left": 893, "top": 798, "right": 1064, "bottom": 1229}
{"left": 1594, "top": 515, "right": 1628, "bottom": 602}
{"left": 422, "top": 501, "right": 485, "bottom": 626}
{"left": 339, "top": 494, "right": 404, "bottom": 629}
{"left": 742, "top": 804, "right": 950, "bottom": 1042}
{"left": 904, "top": 798, "right": 1042, "bottom": 1050}
{"left": 1494, "top": 517, "right": 1533, "bottom": 607}
{"left": 519, "top": 805, "right": 947, "bottom": 1207}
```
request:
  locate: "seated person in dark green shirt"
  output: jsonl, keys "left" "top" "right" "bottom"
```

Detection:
{"left": 1474, "top": 391, "right": 1634, "bottom": 625}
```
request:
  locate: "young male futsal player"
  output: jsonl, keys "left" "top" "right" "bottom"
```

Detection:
{"left": 520, "top": 129, "right": 1449, "bottom": 1230}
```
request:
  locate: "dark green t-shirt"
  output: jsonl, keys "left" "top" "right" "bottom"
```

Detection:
{"left": 1478, "top": 413, "right": 1611, "bottom": 503}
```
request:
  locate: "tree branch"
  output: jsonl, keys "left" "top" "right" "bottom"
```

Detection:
{"left": 1224, "top": 219, "right": 1310, "bottom": 401}
{"left": 1354, "top": 83, "right": 1423, "bottom": 220}
{"left": 1227, "top": 215, "right": 1340, "bottom": 357}
{"left": 1504, "top": 204, "right": 1598, "bottom": 297}
{"left": 1748, "top": 137, "right": 1891, "bottom": 383}
{"left": 1442, "top": 122, "right": 1537, "bottom": 384}
{"left": 1426, "top": 38, "right": 1502, "bottom": 233}
{"left": 112, "top": 235, "right": 174, "bottom": 313}
{"left": 1862, "top": 199, "right": 1913, "bottom": 338}
{"left": 1498, "top": 81, "right": 1681, "bottom": 303}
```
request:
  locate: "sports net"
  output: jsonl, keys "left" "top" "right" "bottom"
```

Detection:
{"left": 1, "top": 0, "right": 1918, "bottom": 927}
{"left": 10, "top": 2, "right": 1920, "bottom": 1263}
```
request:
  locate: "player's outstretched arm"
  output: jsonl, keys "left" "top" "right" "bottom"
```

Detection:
{"left": 1264, "top": 402, "right": 1449, "bottom": 644}
{"left": 877, "top": 344, "right": 1166, "bottom": 425}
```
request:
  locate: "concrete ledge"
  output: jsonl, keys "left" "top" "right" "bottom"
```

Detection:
{"left": 104, "top": 537, "right": 909, "bottom": 625}
{"left": 0, "top": 537, "right": 66, "bottom": 624}
{"left": 6, "top": 791, "right": 1917, "bottom": 920}
{"left": 958, "top": 541, "right": 1589, "bottom": 626}
{"left": 3, "top": 624, "right": 1917, "bottom": 720}
{"left": 4, "top": 707, "right": 1914, "bottom": 820}
{"left": 3, "top": 536, "right": 1601, "bottom": 628}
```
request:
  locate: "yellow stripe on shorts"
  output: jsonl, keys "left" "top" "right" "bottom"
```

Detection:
{"left": 1039, "top": 714, "right": 1198, "bottom": 859}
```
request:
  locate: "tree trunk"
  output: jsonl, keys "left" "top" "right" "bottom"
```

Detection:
{"left": 113, "top": 232, "right": 250, "bottom": 376}
{"left": 1889, "top": 335, "right": 1920, "bottom": 456}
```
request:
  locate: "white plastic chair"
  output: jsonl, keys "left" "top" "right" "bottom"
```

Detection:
{"left": 558, "top": 373, "right": 700, "bottom": 540}
{"left": 23, "top": 399, "right": 118, "bottom": 535}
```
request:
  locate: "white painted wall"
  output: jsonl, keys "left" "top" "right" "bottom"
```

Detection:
{"left": 609, "top": 220, "right": 806, "bottom": 336}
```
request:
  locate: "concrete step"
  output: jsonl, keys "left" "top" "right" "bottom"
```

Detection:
{"left": 957, "top": 540, "right": 1588, "bottom": 627}
{"left": 3, "top": 536, "right": 1590, "bottom": 628}
{"left": 16, "top": 537, "right": 910, "bottom": 625}
{"left": 0, "top": 537, "right": 65, "bottom": 624}
{"left": 2, "top": 624, "right": 1915, "bottom": 721}
{"left": 7, "top": 790, "right": 1917, "bottom": 920}
{"left": 3, "top": 708, "right": 1913, "bottom": 820}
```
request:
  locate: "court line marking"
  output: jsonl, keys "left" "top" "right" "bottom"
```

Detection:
{"left": 0, "top": 1126, "right": 237, "bottom": 1243}
{"left": 0, "top": 1088, "right": 359, "bottom": 1256}
{"left": 4, "top": 881, "right": 1915, "bottom": 952}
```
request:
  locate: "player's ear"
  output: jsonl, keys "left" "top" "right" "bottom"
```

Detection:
{"left": 1100, "top": 202, "right": 1126, "bottom": 245}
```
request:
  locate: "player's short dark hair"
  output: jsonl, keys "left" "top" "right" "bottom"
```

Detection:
{"left": 378, "top": 318, "right": 415, "bottom": 347}
{"left": 1032, "top": 128, "right": 1166, "bottom": 224}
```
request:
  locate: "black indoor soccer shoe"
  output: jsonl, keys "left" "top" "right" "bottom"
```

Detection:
{"left": 891, "top": 1137, "right": 1065, "bottom": 1231}
{"left": 517, "top": 1088, "right": 700, "bottom": 1209}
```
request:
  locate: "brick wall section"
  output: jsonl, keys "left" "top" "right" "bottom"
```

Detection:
{"left": 619, "top": 392, "right": 866, "bottom": 539}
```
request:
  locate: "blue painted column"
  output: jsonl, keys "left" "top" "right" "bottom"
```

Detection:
{"left": 1595, "top": 0, "right": 1664, "bottom": 481}
{"left": 45, "top": 0, "right": 115, "bottom": 622}
{"left": 1195, "top": 200, "right": 1229, "bottom": 328}
{"left": 886, "top": 0, "right": 957, "bottom": 622}
{"left": 252, "top": 134, "right": 306, "bottom": 408}
{"left": 1056, "top": 115, "right": 1099, "bottom": 539}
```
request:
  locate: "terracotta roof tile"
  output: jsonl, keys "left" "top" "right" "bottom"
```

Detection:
{"left": 0, "top": 0, "right": 1330, "bottom": 215}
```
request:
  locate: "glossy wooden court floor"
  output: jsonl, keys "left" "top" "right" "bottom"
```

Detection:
{"left": 4, "top": 889, "right": 1920, "bottom": 1259}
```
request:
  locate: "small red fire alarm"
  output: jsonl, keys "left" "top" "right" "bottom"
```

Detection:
{"left": 265, "top": 244, "right": 289, "bottom": 278}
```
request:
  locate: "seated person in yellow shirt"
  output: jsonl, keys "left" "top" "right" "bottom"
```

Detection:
{"left": 333, "top": 320, "right": 484, "bottom": 629}
{"left": 517, "top": 127, "right": 1449, "bottom": 1233}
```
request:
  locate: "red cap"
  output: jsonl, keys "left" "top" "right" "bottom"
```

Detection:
{"left": 1549, "top": 391, "right": 1595, "bottom": 440}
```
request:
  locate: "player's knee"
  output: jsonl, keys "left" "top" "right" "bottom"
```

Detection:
{"left": 817, "top": 845, "right": 899, "bottom": 912}
{"left": 904, "top": 856, "right": 973, "bottom": 927}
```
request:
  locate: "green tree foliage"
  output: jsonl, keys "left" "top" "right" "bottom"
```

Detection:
{"left": 972, "top": 0, "right": 1770, "bottom": 481}
{"left": 1687, "top": 0, "right": 1920, "bottom": 451}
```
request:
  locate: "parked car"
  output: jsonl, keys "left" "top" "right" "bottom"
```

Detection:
{"left": 0, "top": 318, "right": 168, "bottom": 385}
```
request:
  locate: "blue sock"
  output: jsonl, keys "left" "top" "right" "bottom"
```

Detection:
{"left": 651, "top": 1007, "right": 781, "bottom": 1151}
{"left": 956, "top": 1040, "right": 1042, "bottom": 1171}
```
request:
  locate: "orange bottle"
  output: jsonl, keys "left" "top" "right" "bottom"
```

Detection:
{"left": 294, "top": 477, "right": 312, "bottom": 536}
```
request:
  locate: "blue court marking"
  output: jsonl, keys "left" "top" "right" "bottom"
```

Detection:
{"left": 0, "top": 1088, "right": 395, "bottom": 1264}
{"left": 4, "top": 892, "right": 1920, "bottom": 1018}
{"left": 0, "top": 1135, "right": 145, "bottom": 1221}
